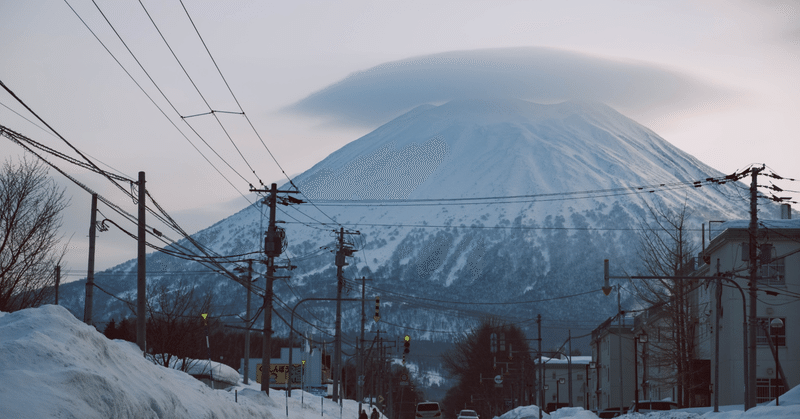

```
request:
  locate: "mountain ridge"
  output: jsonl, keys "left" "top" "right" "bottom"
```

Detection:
{"left": 59, "top": 99, "right": 759, "bottom": 349}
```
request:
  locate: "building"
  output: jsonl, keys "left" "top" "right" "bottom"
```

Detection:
{"left": 696, "top": 213, "right": 799, "bottom": 406}
{"left": 590, "top": 316, "right": 635, "bottom": 412}
{"left": 630, "top": 302, "right": 709, "bottom": 407}
{"left": 538, "top": 355, "right": 592, "bottom": 412}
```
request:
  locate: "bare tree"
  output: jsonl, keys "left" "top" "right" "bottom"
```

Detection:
{"left": 632, "top": 199, "right": 701, "bottom": 407}
{"left": 442, "top": 318, "right": 531, "bottom": 418}
{"left": 0, "top": 157, "right": 68, "bottom": 311}
{"left": 146, "top": 280, "right": 214, "bottom": 371}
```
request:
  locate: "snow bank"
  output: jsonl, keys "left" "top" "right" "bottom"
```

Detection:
{"left": 496, "top": 404, "right": 551, "bottom": 419}
{"left": 2, "top": 305, "right": 800, "bottom": 419}
{"left": 0, "top": 305, "right": 268, "bottom": 419}
{"left": 549, "top": 408, "right": 598, "bottom": 419}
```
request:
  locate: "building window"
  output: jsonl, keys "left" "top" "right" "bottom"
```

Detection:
{"left": 759, "top": 258, "right": 785, "bottom": 286}
{"left": 756, "top": 378, "right": 785, "bottom": 404}
{"left": 756, "top": 317, "right": 786, "bottom": 346}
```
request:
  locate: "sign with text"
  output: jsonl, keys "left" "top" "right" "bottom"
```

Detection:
{"left": 257, "top": 363, "right": 304, "bottom": 385}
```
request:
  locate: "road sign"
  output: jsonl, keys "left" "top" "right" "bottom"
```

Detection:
{"left": 378, "top": 395, "right": 384, "bottom": 404}
{"left": 400, "top": 373, "right": 409, "bottom": 386}
{"left": 494, "top": 375, "right": 503, "bottom": 384}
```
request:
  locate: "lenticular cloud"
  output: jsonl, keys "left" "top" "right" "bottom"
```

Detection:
{"left": 285, "top": 47, "right": 730, "bottom": 127}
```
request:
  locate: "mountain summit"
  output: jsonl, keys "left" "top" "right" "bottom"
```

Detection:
{"left": 62, "top": 99, "right": 752, "bottom": 343}
{"left": 295, "top": 98, "right": 733, "bottom": 206}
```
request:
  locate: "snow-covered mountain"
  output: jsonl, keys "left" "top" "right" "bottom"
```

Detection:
{"left": 60, "top": 98, "right": 756, "bottom": 346}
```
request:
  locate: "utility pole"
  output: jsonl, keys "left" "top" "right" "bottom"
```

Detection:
{"left": 137, "top": 171, "right": 146, "bottom": 353}
{"left": 358, "top": 276, "right": 372, "bottom": 414}
{"left": 617, "top": 287, "right": 623, "bottom": 413}
{"left": 746, "top": 165, "right": 762, "bottom": 410}
{"left": 243, "top": 260, "right": 253, "bottom": 385}
{"left": 568, "top": 329, "right": 573, "bottom": 407}
{"left": 333, "top": 227, "right": 360, "bottom": 403}
{"left": 714, "top": 259, "right": 721, "bottom": 412}
{"left": 537, "top": 314, "right": 542, "bottom": 419}
{"left": 250, "top": 182, "right": 301, "bottom": 395}
{"left": 84, "top": 193, "right": 97, "bottom": 326}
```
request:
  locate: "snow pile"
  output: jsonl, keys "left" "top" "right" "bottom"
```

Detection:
{"left": 495, "top": 390, "right": 800, "bottom": 419}
{"left": 161, "top": 357, "right": 240, "bottom": 386}
{"left": 549, "top": 408, "right": 598, "bottom": 419}
{"left": 497, "top": 404, "right": 550, "bottom": 419}
{"left": 0, "top": 305, "right": 267, "bottom": 419}
{"left": 0, "top": 304, "right": 393, "bottom": 419}
{"left": 2, "top": 305, "right": 799, "bottom": 419}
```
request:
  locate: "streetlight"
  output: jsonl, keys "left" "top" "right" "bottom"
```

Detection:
{"left": 589, "top": 361, "right": 598, "bottom": 412}
{"left": 544, "top": 384, "right": 549, "bottom": 410}
{"left": 633, "top": 332, "right": 648, "bottom": 412}
{"left": 771, "top": 318, "right": 784, "bottom": 406}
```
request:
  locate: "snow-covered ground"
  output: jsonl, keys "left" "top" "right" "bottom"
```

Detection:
{"left": 496, "top": 391, "right": 800, "bottom": 419}
{"left": 1, "top": 305, "right": 798, "bottom": 419}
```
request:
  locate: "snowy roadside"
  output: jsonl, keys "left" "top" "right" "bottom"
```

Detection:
{"left": 1, "top": 305, "right": 797, "bottom": 419}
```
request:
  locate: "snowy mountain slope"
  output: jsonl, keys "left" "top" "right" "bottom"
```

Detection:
{"left": 59, "top": 99, "right": 760, "bottom": 347}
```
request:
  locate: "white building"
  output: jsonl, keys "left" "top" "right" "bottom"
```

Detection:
{"left": 590, "top": 317, "right": 635, "bottom": 412}
{"left": 696, "top": 214, "right": 799, "bottom": 406}
{"left": 538, "top": 355, "right": 593, "bottom": 411}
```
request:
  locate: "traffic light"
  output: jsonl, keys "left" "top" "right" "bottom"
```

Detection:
{"left": 374, "top": 296, "right": 380, "bottom": 322}
{"left": 490, "top": 332, "right": 498, "bottom": 353}
{"left": 403, "top": 335, "right": 410, "bottom": 364}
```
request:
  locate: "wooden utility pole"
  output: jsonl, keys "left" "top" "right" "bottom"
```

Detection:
{"left": 333, "top": 228, "right": 345, "bottom": 403}
{"left": 243, "top": 259, "right": 253, "bottom": 385}
{"left": 249, "top": 183, "right": 301, "bottom": 395}
{"left": 358, "top": 276, "right": 372, "bottom": 414}
{"left": 746, "top": 165, "right": 763, "bottom": 410}
{"left": 332, "top": 227, "right": 359, "bottom": 403}
{"left": 84, "top": 193, "right": 97, "bottom": 325}
{"left": 263, "top": 183, "right": 278, "bottom": 395}
{"left": 537, "top": 314, "right": 543, "bottom": 419}
{"left": 137, "top": 171, "right": 147, "bottom": 353}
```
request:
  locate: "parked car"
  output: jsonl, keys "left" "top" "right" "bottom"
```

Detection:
{"left": 597, "top": 407, "right": 628, "bottom": 418}
{"left": 628, "top": 400, "right": 678, "bottom": 413}
{"left": 416, "top": 402, "right": 442, "bottom": 419}
{"left": 456, "top": 409, "right": 479, "bottom": 419}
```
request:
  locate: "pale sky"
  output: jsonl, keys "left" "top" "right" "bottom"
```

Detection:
{"left": 1, "top": 0, "right": 799, "bottom": 276}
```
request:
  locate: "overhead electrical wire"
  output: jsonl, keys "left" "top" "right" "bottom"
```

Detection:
{"left": 307, "top": 173, "right": 748, "bottom": 208}
{"left": 136, "top": 0, "right": 263, "bottom": 188}
{"left": 157, "top": 0, "right": 346, "bottom": 230}
{"left": 62, "top": 0, "right": 251, "bottom": 202}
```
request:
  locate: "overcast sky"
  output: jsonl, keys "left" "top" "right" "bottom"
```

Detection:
{"left": 2, "top": 0, "right": 799, "bottom": 276}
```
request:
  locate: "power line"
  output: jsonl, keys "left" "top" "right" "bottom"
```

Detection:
{"left": 62, "top": 0, "right": 253, "bottom": 201}
{"left": 306, "top": 173, "right": 748, "bottom": 208}
{"left": 137, "top": 0, "right": 263, "bottom": 187}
